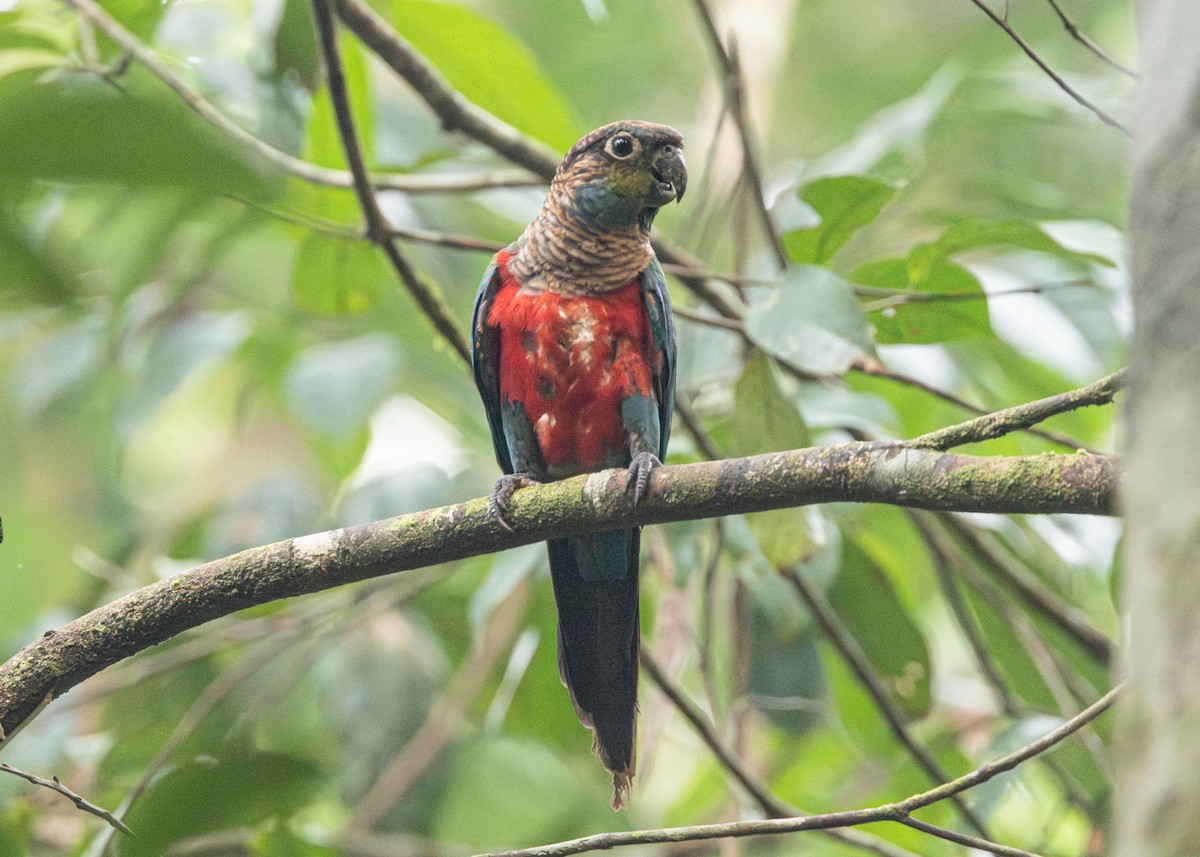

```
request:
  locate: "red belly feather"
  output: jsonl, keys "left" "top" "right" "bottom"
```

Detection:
{"left": 487, "top": 263, "right": 655, "bottom": 475}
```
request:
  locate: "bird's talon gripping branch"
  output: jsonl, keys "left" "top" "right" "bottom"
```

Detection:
{"left": 627, "top": 452, "right": 662, "bottom": 508}
{"left": 488, "top": 473, "right": 540, "bottom": 531}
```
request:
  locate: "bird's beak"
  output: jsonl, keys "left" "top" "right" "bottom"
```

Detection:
{"left": 650, "top": 145, "right": 687, "bottom": 205}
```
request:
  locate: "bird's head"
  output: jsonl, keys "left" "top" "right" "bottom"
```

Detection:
{"left": 553, "top": 121, "right": 687, "bottom": 232}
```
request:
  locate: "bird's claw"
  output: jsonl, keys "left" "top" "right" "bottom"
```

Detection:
{"left": 627, "top": 452, "right": 662, "bottom": 508}
{"left": 489, "top": 473, "right": 539, "bottom": 532}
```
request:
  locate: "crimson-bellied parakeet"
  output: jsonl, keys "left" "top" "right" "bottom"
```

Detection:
{"left": 471, "top": 121, "right": 685, "bottom": 809}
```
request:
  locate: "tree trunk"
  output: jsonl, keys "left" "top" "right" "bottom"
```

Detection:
{"left": 1116, "top": 2, "right": 1200, "bottom": 854}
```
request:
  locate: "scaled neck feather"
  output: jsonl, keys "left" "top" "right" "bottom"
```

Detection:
{"left": 508, "top": 178, "right": 653, "bottom": 295}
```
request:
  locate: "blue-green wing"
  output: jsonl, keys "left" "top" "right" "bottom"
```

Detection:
{"left": 640, "top": 256, "right": 676, "bottom": 457}
{"left": 470, "top": 258, "right": 513, "bottom": 475}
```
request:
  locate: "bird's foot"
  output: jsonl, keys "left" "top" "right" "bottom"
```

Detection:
{"left": 489, "top": 473, "right": 540, "bottom": 532}
{"left": 627, "top": 452, "right": 662, "bottom": 507}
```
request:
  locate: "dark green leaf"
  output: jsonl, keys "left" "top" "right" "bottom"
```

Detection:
{"left": 829, "top": 541, "right": 932, "bottom": 717}
{"left": 0, "top": 216, "right": 74, "bottom": 304}
{"left": 271, "top": 0, "right": 320, "bottom": 90}
{"left": 961, "top": 585, "right": 1060, "bottom": 711}
{"left": 783, "top": 175, "right": 897, "bottom": 265}
{"left": 729, "top": 353, "right": 817, "bottom": 564}
{"left": 117, "top": 746, "right": 322, "bottom": 857}
{"left": 745, "top": 572, "right": 825, "bottom": 733}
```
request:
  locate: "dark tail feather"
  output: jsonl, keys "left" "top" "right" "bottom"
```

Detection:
{"left": 548, "top": 531, "right": 641, "bottom": 810}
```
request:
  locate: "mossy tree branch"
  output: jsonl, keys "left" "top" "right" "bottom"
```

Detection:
{"left": 0, "top": 442, "right": 1118, "bottom": 742}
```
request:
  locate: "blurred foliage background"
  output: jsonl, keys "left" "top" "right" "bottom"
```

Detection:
{"left": 0, "top": 0, "right": 1132, "bottom": 854}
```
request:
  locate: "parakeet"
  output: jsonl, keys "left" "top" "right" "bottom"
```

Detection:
{"left": 471, "top": 121, "right": 684, "bottom": 809}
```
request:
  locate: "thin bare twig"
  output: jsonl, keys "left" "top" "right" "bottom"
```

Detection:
{"left": 780, "top": 565, "right": 991, "bottom": 838}
{"left": 907, "top": 368, "right": 1125, "bottom": 451}
{"left": 1042, "top": 0, "right": 1137, "bottom": 78}
{"left": 672, "top": 304, "right": 746, "bottom": 332}
{"left": 941, "top": 517, "right": 1115, "bottom": 666}
{"left": 641, "top": 650, "right": 788, "bottom": 816}
{"left": 910, "top": 512, "right": 1019, "bottom": 716}
{"left": 60, "top": 0, "right": 540, "bottom": 194}
{"left": 669, "top": 295, "right": 1096, "bottom": 451}
{"left": 641, "top": 651, "right": 921, "bottom": 857}
{"left": 310, "top": 0, "right": 470, "bottom": 362}
{"left": 349, "top": 583, "right": 529, "bottom": 829}
{"left": 898, "top": 817, "right": 1043, "bottom": 857}
{"left": 967, "top": 0, "right": 1129, "bottom": 134}
{"left": 0, "top": 762, "right": 132, "bottom": 836}
{"left": 857, "top": 279, "right": 1100, "bottom": 311}
{"left": 690, "top": 0, "right": 788, "bottom": 268}
{"left": 474, "top": 687, "right": 1117, "bottom": 857}
{"left": 82, "top": 637, "right": 296, "bottom": 857}
{"left": 917, "top": 511, "right": 1115, "bottom": 818}
{"left": 671, "top": 394, "right": 724, "bottom": 462}
{"left": 854, "top": 360, "right": 1093, "bottom": 451}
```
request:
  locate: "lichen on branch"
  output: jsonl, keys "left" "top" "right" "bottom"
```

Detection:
{"left": 0, "top": 442, "right": 1118, "bottom": 742}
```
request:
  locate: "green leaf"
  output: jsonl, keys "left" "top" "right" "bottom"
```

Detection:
{"left": 829, "top": 541, "right": 932, "bottom": 717}
{"left": 962, "top": 584, "right": 1060, "bottom": 711}
{"left": 432, "top": 736, "right": 588, "bottom": 849}
{"left": 731, "top": 354, "right": 816, "bottom": 565}
{"left": 783, "top": 175, "right": 897, "bottom": 265}
{"left": 0, "top": 73, "right": 278, "bottom": 197}
{"left": 745, "top": 573, "right": 826, "bottom": 733}
{"left": 745, "top": 266, "right": 873, "bottom": 375}
{"left": 117, "top": 747, "right": 322, "bottom": 857}
{"left": 0, "top": 14, "right": 75, "bottom": 52}
{"left": 387, "top": 0, "right": 578, "bottom": 151}
{"left": 856, "top": 256, "right": 993, "bottom": 343}
{"left": 0, "top": 216, "right": 73, "bottom": 304}
{"left": 0, "top": 806, "right": 31, "bottom": 857}
{"left": 253, "top": 824, "right": 339, "bottom": 857}
{"left": 271, "top": 0, "right": 320, "bottom": 90}
{"left": 0, "top": 48, "right": 60, "bottom": 79}
{"left": 305, "top": 33, "right": 372, "bottom": 179}
{"left": 909, "top": 218, "right": 1114, "bottom": 279}
{"left": 291, "top": 234, "right": 387, "bottom": 315}
{"left": 103, "top": 0, "right": 170, "bottom": 45}
{"left": 731, "top": 351, "right": 810, "bottom": 456}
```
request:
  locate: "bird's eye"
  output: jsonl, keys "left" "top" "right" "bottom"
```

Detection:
{"left": 608, "top": 134, "right": 637, "bottom": 158}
